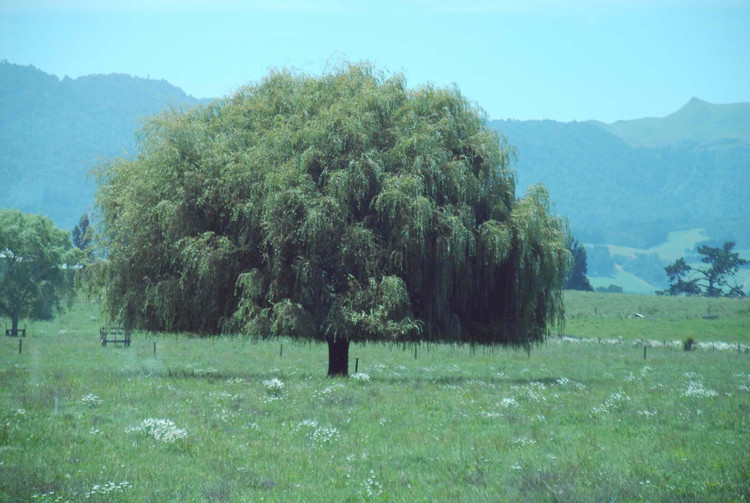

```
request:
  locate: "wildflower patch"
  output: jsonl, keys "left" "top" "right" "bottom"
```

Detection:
{"left": 263, "top": 378, "right": 284, "bottom": 399}
{"left": 126, "top": 418, "right": 187, "bottom": 443}
{"left": 683, "top": 381, "right": 718, "bottom": 398}
{"left": 295, "top": 419, "right": 340, "bottom": 445}
{"left": 592, "top": 391, "right": 630, "bottom": 415}
{"left": 80, "top": 394, "right": 103, "bottom": 407}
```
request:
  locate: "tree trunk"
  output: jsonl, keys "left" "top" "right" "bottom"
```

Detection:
{"left": 327, "top": 338, "right": 350, "bottom": 377}
{"left": 11, "top": 312, "right": 19, "bottom": 337}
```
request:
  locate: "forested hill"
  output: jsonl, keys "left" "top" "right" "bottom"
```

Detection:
{"left": 491, "top": 106, "right": 750, "bottom": 249}
{"left": 0, "top": 61, "right": 208, "bottom": 230}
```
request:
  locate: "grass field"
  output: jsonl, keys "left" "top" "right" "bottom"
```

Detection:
{"left": 564, "top": 290, "right": 750, "bottom": 345}
{"left": 1, "top": 294, "right": 749, "bottom": 502}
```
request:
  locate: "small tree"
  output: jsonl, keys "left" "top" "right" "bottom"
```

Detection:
{"left": 565, "top": 240, "right": 593, "bottom": 291}
{"left": 0, "top": 209, "right": 81, "bottom": 335}
{"left": 663, "top": 242, "right": 747, "bottom": 297}
{"left": 96, "top": 64, "right": 570, "bottom": 375}
{"left": 72, "top": 213, "right": 92, "bottom": 257}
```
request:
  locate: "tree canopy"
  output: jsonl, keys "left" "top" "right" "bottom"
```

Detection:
{"left": 0, "top": 209, "right": 80, "bottom": 335}
{"left": 95, "top": 64, "right": 569, "bottom": 374}
{"left": 565, "top": 240, "right": 593, "bottom": 291}
{"left": 662, "top": 242, "right": 747, "bottom": 297}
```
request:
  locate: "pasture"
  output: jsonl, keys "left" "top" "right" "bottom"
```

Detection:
{"left": 1, "top": 293, "right": 749, "bottom": 502}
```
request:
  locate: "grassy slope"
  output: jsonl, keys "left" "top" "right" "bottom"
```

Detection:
{"left": 587, "top": 228, "right": 750, "bottom": 294}
{"left": 1, "top": 296, "right": 749, "bottom": 502}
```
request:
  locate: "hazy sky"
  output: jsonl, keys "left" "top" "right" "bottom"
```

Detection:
{"left": 1, "top": 0, "right": 748, "bottom": 122}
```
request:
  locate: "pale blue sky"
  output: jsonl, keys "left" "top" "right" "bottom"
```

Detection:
{"left": 1, "top": 0, "right": 748, "bottom": 122}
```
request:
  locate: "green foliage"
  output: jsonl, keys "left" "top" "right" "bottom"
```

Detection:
{"left": 0, "top": 209, "right": 81, "bottom": 333}
{"left": 663, "top": 242, "right": 748, "bottom": 297}
{"left": 565, "top": 240, "right": 593, "bottom": 291}
{"left": 71, "top": 213, "right": 92, "bottom": 259}
{"left": 682, "top": 336, "right": 695, "bottom": 351}
{"left": 95, "top": 63, "right": 569, "bottom": 351}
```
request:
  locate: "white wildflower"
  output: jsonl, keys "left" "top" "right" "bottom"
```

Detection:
{"left": 477, "top": 411, "right": 504, "bottom": 418}
{"left": 351, "top": 373, "right": 370, "bottom": 381}
{"left": 592, "top": 391, "right": 630, "bottom": 415}
{"left": 315, "top": 383, "right": 345, "bottom": 401}
{"left": 514, "top": 436, "right": 536, "bottom": 446}
{"left": 498, "top": 397, "right": 519, "bottom": 408}
{"left": 295, "top": 419, "right": 339, "bottom": 445}
{"left": 81, "top": 394, "right": 103, "bottom": 407}
{"left": 126, "top": 418, "right": 187, "bottom": 443}
{"left": 85, "top": 480, "right": 131, "bottom": 499}
{"left": 263, "top": 378, "right": 284, "bottom": 395}
{"left": 361, "top": 470, "right": 383, "bottom": 497}
{"left": 295, "top": 419, "right": 319, "bottom": 431}
{"left": 310, "top": 426, "right": 340, "bottom": 445}
{"left": 683, "top": 381, "right": 718, "bottom": 398}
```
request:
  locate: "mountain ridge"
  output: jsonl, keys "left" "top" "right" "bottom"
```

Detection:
{"left": 590, "top": 97, "right": 750, "bottom": 147}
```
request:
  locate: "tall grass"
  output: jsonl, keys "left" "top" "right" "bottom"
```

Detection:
{"left": 1, "top": 296, "right": 748, "bottom": 502}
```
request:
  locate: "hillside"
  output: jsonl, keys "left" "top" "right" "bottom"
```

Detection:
{"left": 593, "top": 97, "right": 750, "bottom": 147}
{"left": 0, "top": 61, "right": 208, "bottom": 230}
{"left": 491, "top": 113, "right": 750, "bottom": 250}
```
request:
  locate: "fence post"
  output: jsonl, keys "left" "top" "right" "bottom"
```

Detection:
{"left": 19, "top": 339, "right": 22, "bottom": 354}
{"left": 154, "top": 342, "right": 157, "bottom": 356}
{"left": 414, "top": 345, "right": 417, "bottom": 360}
{"left": 280, "top": 344, "right": 283, "bottom": 358}
{"left": 355, "top": 358, "right": 359, "bottom": 374}
{"left": 643, "top": 346, "right": 647, "bottom": 360}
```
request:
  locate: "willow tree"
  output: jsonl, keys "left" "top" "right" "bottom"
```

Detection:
{"left": 96, "top": 64, "right": 569, "bottom": 375}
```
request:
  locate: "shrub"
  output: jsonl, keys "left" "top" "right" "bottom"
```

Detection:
{"left": 683, "top": 337, "right": 695, "bottom": 351}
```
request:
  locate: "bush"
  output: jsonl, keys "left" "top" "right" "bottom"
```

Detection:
{"left": 683, "top": 337, "right": 696, "bottom": 351}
